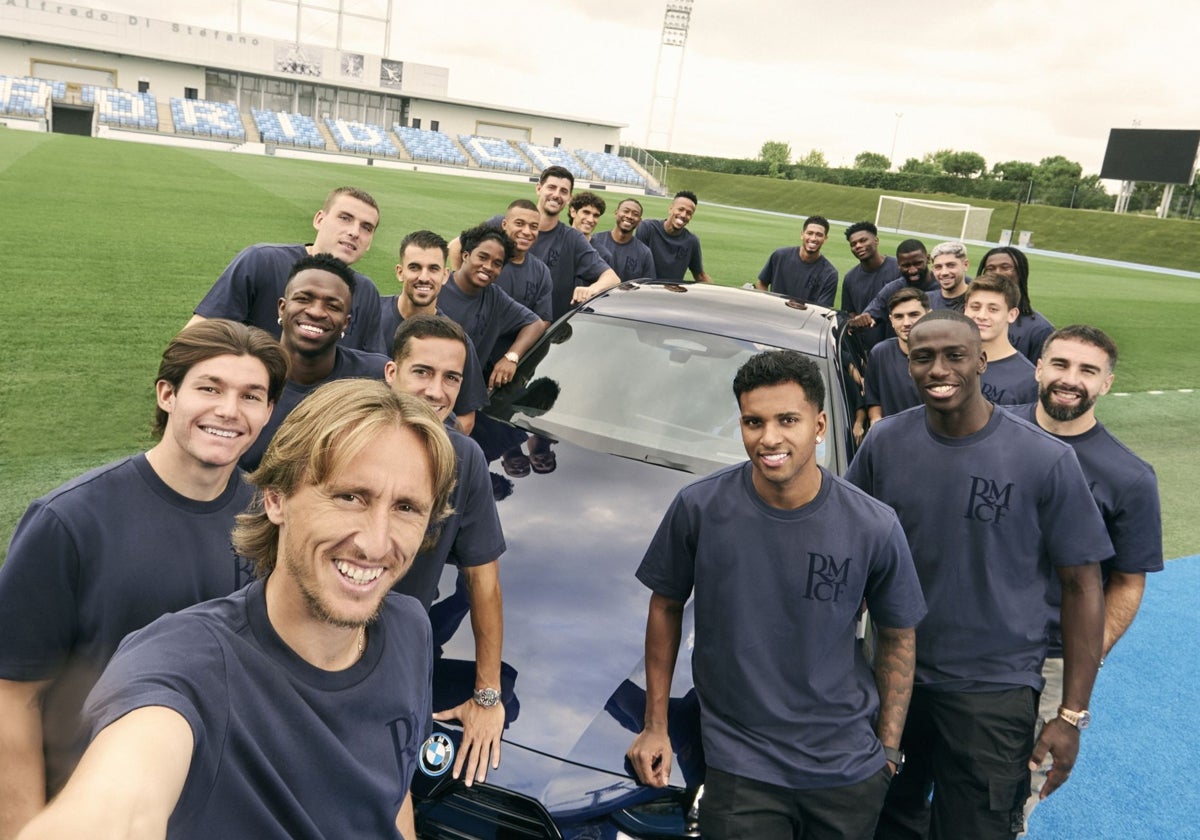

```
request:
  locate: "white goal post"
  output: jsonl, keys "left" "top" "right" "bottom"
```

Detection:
{"left": 875, "top": 196, "right": 993, "bottom": 241}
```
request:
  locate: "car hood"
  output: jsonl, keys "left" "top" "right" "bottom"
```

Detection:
{"left": 424, "top": 432, "right": 705, "bottom": 808}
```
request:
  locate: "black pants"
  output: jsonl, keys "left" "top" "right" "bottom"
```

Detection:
{"left": 700, "top": 765, "right": 892, "bottom": 840}
{"left": 874, "top": 686, "right": 1036, "bottom": 840}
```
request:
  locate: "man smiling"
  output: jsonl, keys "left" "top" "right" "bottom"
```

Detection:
{"left": 636, "top": 190, "right": 715, "bottom": 283}
{"left": 847, "top": 310, "right": 1110, "bottom": 840}
{"left": 0, "top": 321, "right": 287, "bottom": 838}
{"left": 18, "top": 380, "right": 457, "bottom": 839}
{"left": 438, "top": 224, "right": 546, "bottom": 390}
{"left": 239, "top": 252, "right": 390, "bottom": 471}
{"left": 756, "top": 215, "right": 839, "bottom": 306}
{"left": 1008, "top": 325, "right": 1162, "bottom": 823}
{"left": 591, "top": 198, "right": 656, "bottom": 282}
{"left": 190, "top": 186, "right": 383, "bottom": 351}
{"left": 630, "top": 350, "right": 924, "bottom": 839}
{"left": 372, "top": 230, "right": 488, "bottom": 432}
{"left": 386, "top": 315, "right": 507, "bottom": 788}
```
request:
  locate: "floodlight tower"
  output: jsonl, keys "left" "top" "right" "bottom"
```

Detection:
{"left": 645, "top": 0, "right": 694, "bottom": 151}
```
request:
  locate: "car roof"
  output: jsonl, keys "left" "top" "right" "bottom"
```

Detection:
{"left": 577, "top": 281, "right": 837, "bottom": 357}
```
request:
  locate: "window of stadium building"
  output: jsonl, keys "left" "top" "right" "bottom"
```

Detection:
{"left": 205, "top": 71, "right": 237, "bottom": 105}
{"left": 264, "top": 79, "right": 296, "bottom": 113}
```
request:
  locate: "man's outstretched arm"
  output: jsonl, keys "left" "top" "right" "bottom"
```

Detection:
{"left": 17, "top": 705, "right": 193, "bottom": 840}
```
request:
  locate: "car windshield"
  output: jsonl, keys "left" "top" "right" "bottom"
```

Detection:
{"left": 489, "top": 313, "right": 833, "bottom": 475}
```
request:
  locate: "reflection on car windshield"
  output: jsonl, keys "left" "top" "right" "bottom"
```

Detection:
{"left": 492, "top": 314, "right": 832, "bottom": 474}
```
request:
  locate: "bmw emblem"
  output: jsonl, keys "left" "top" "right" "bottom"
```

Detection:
{"left": 419, "top": 732, "right": 455, "bottom": 777}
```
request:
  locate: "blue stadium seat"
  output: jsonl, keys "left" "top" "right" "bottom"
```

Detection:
{"left": 575, "top": 149, "right": 648, "bottom": 187}
{"left": 394, "top": 125, "right": 467, "bottom": 165}
{"left": 519, "top": 142, "right": 591, "bottom": 179}
{"left": 324, "top": 118, "right": 399, "bottom": 156}
{"left": 458, "top": 135, "right": 534, "bottom": 173}
{"left": 169, "top": 97, "right": 244, "bottom": 140}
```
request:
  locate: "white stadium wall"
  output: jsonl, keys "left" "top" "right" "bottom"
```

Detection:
{"left": 0, "top": 1, "right": 622, "bottom": 154}
{"left": 0, "top": 41, "right": 204, "bottom": 101}
{"left": 408, "top": 100, "right": 619, "bottom": 152}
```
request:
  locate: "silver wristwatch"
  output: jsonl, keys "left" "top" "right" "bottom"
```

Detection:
{"left": 473, "top": 687, "right": 501, "bottom": 708}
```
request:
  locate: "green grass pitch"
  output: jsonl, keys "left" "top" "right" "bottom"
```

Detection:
{"left": 1, "top": 130, "right": 1196, "bottom": 559}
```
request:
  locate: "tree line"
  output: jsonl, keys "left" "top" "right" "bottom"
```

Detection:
{"left": 633, "top": 141, "right": 1196, "bottom": 216}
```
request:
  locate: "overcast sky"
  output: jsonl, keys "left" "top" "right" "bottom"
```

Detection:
{"left": 101, "top": 0, "right": 1196, "bottom": 177}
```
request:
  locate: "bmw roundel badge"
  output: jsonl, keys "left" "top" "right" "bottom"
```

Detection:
{"left": 419, "top": 732, "right": 455, "bottom": 777}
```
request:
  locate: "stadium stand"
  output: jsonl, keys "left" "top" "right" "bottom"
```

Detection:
{"left": 253, "top": 108, "right": 326, "bottom": 149}
{"left": 518, "top": 141, "right": 591, "bottom": 179}
{"left": 324, "top": 117, "right": 399, "bottom": 156}
{"left": 575, "top": 149, "right": 647, "bottom": 187}
{"left": 394, "top": 125, "right": 467, "bottom": 165}
{"left": 169, "top": 97, "right": 244, "bottom": 139}
{"left": 82, "top": 86, "right": 159, "bottom": 130}
{"left": 0, "top": 75, "right": 53, "bottom": 118}
{"left": 458, "top": 134, "right": 533, "bottom": 173}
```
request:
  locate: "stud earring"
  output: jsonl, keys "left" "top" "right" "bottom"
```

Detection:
{"left": 277, "top": 317, "right": 282, "bottom": 325}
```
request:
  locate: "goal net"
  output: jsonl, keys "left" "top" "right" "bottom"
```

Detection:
{"left": 875, "top": 196, "right": 993, "bottom": 241}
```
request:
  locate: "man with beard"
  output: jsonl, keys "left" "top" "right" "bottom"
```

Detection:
{"left": 846, "top": 311, "right": 1110, "bottom": 840}
{"left": 591, "top": 198, "right": 656, "bottom": 283}
{"left": 756, "top": 215, "right": 839, "bottom": 307}
{"left": 840, "top": 222, "right": 899, "bottom": 351}
{"left": 18, "top": 380, "right": 457, "bottom": 839}
{"left": 451, "top": 167, "right": 621, "bottom": 320}
{"left": 1007, "top": 325, "right": 1162, "bottom": 822}
{"left": 372, "top": 230, "right": 488, "bottom": 433}
{"left": 926, "top": 241, "right": 971, "bottom": 312}
{"left": 239, "top": 253, "right": 390, "bottom": 471}
{"left": 189, "top": 186, "right": 383, "bottom": 352}
{"left": 850, "top": 240, "right": 936, "bottom": 331}
{"left": 636, "top": 190, "right": 716, "bottom": 284}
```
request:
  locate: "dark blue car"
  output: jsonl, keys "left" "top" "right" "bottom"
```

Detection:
{"left": 413, "top": 281, "right": 866, "bottom": 839}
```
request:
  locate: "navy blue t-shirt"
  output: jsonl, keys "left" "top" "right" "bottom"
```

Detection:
{"left": 240, "top": 346, "right": 389, "bottom": 471}
{"left": 83, "top": 580, "right": 430, "bottom": 839}
{"left": 927, "top": 288, "right": 967, "bottom": 312}
{"left": 1009, "top": 311, "right": 1055, "bottom": 363}
{"left": 757, "top": 247, "right": 838, "bottom": 307}
{"left": 495, "top": 255, "right": 554, "bottom": 322}
{"left": 591, "top": 230, "right": 656, "bottom": 283}
{"left": 0, "top": 455, "right": 256, "bottom": 794}
{"left": 193, "top": 243, "right": 382, "bottom": 352}
{"left": 371, "top": 297, "right": 488, "bottom": 418}
{"left": 864, "top": 338, "right": 921, "bottom": 416}
{"left": 846, "top": 406, "right": 1112, "bottom": 692}
{"left": 487, "top": 215, "right": 612, "bottom": 321}
{"left": 981, "top": 352, "right": 1037, "bottom": 406}
{"left": 635, "top": 219, "right": 705, "bottom": 282}
{"left": 1008, "top": 404, "right": 1164, "bottom": 656}
{"left": 637, "top": 463, "right": 926, "bottom": 790}
{"left": 863, "top": 275, "right": 938, "bottom": 321}
{"left": 437, "top": 275, "right": 538, "bottom": 367}
{"left": 841, "top": 256, "right": 899, "bottom": 350}
{"left": 393, "top": 428, "right": 505, "bottom": 610}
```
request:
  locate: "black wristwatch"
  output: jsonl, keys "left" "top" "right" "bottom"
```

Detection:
{"left": 883, "top": 746, "right": 905, "bottom": 775}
